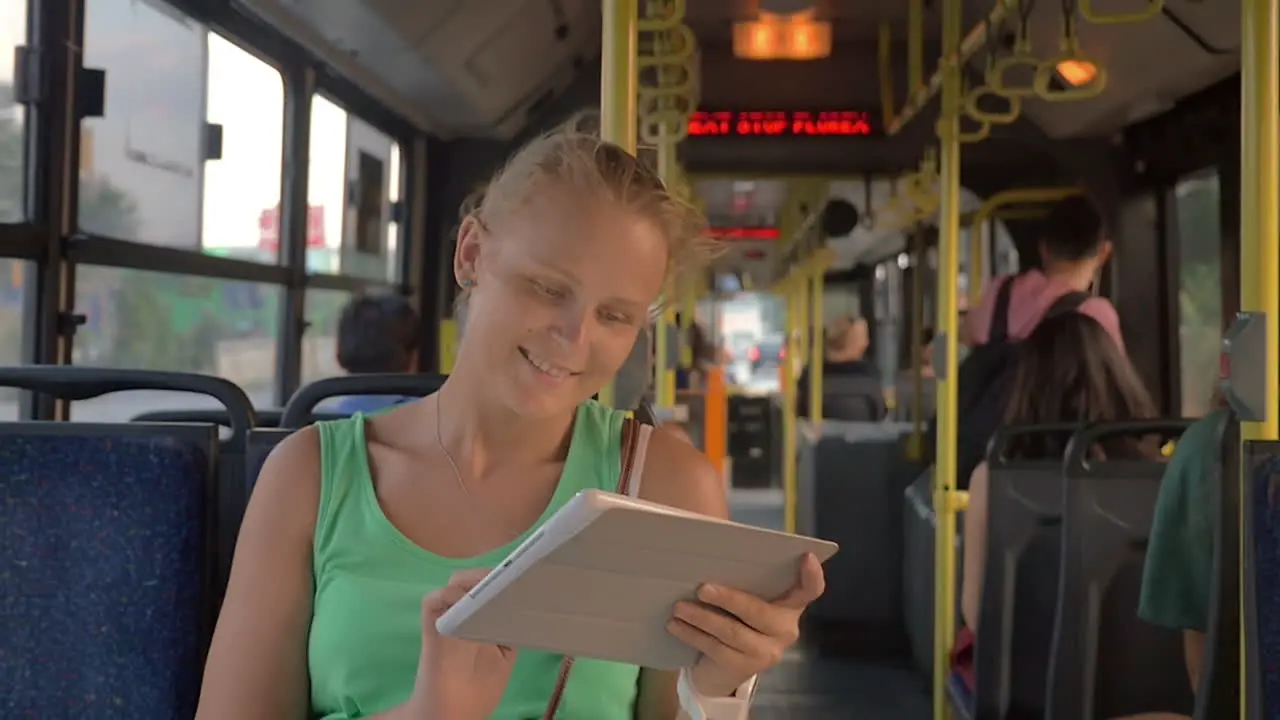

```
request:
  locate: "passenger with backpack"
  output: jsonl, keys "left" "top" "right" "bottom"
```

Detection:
{"left": 924, "top": 194, "right": 1124, "bottom": 487}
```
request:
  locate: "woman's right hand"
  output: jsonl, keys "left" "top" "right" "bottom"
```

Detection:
{"left": 406, "top": 569, "right": 519, "bottom": 720}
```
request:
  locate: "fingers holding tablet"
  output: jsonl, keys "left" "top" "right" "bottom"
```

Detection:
{"left": 668, "top": 553, "right": 829, "bottom": 698}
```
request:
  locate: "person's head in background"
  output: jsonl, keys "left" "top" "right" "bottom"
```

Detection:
{"left": 451, "top": 116, "right": 717, "bottom": 420}
{"left": 1003, "top": 311, "right": 1156, "bottom": 459}
{"left": 336, "top": 293, "right": 420, "bottom": 374}
{"left": 825, "top": 315, "right": 870, "bottom": 363}
{"left": 1039, "top": 195, "right": 1113, "bottom": 291}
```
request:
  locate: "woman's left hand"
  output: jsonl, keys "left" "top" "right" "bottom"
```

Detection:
{"left": 667, "top": 553, "right": 827, "bottom": 697}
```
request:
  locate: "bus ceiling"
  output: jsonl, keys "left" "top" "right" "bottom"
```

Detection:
{"left": 231, "top": 0, "right": 1240, "bottom": 150}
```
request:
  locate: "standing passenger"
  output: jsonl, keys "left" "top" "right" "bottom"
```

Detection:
{"left": 963, "top": 195, "right": 1125, "bottom": 351}
{"left": 197, "top": 120, "right": 826, "bottom": 720}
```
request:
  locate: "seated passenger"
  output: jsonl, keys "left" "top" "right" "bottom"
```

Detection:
{"left": 1138, "top": 392, "right": 1228, "bottom": 696}
{"left": 963, "top": 194, "right": 1124, "bottom": 352}
{"left": 332, "top": 293, "right": 420, "bottom": 414}
{"left": 953, "top": 312, "right": 1158, "bottom": 712}
{"left": 197, "top": 121, "right": 825, "bottom": 720}
{"left": 797, "top": 315, "right": 886, "bottom": 421}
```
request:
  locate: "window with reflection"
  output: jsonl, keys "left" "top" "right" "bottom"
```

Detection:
{"left": 0, "top": 0, "right": 29, "bottom": 223}
{"left": 307, "top": 95, "right": 403, "bottom": 282}
{"left": 1174, "top": 172, "right": 1223, "bottom": 417}
{"left": 0, "top": 258, "right": 28, "bottom": 418}
{"left": 70, "top": 265, "right": 280, "bottom": 420}
{"left": 301, "top": 288, "right": 354, "bottom": 384}
{"left": 80, "top": 0, "right": 284, "bottom": 261}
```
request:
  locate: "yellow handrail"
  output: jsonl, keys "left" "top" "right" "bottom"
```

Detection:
{"left": 1080, "top": 0, "right": 1164, "bottom": 24}
{"left": 1239, "top": 0, "right": 1279, "bottom": 711}
{"left": 885, "top": 0, "right": 1022, "bottom": 134}
{"left": 596, "top": 0, "right": 639, "bottom": 409}
{"left": 932, "top": 0, "right": 964, "bottom": 715}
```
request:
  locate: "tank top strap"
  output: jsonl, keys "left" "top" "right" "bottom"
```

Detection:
{"left": 312, "top": 413, "right": 373, "bottom": 565}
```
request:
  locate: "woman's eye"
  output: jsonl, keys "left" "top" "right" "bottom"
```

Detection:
{"left": 533, "top": 280, "right": 564, "bottom": 298}
{"left": 601, "top": 310, "right": 631, "bottom": 325}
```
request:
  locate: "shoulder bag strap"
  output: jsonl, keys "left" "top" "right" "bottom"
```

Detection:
{"left": 543, "top": 417, "right": 644, "bottom": 719}
{"left": 989, "top": 275, "right": 1016, "bottom": 343}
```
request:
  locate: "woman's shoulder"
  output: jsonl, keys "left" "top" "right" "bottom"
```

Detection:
{"left": 636, "top": 426, "right": 728, "bottom": 519}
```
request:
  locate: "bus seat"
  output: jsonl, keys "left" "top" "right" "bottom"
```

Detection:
{"left": 1195, "top": 412, "right": 1238, "bottom": 720}
{"left": 970, "top": 424, "right": 1079, "bottom": 720}
{"left": 281, "top": 373, "right": 447, "bottom": 428}
{"left": 1245, "top": 440, "right": 1280, "bottom": 719}
{"left": 1049, "top": 420, "right": 1195, "bottom": 719}
{"left": 798, "top": 422, "right": 918, "bottom": 636}
{"left": 0, "top": 367, "right": 254, "bottom": 606}
{"left": 246, "top": 428, "right": 293, "bottom": 497}
{"left": 133, "top": 408, "right": 286, "bottom": 427}
{"left": 0, "top": 422, "right": 218, "bottom": 718}
{"left": 902, "top": 466, "right": 962, "bottom": 679}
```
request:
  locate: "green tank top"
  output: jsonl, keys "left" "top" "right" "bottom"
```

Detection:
{"left": 307, "top": 401, "right": 641, "bottom": 719}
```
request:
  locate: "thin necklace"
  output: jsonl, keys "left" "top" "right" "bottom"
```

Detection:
{"left": 434, "top": 394, "right": 524, "bottom": 539}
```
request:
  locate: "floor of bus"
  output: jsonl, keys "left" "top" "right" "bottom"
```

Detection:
{"left": 729, "top": 489, "right": 932, "bottom": 719}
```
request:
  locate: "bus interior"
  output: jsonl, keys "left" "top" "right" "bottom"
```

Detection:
{"left": 0, "top": 0, "right": 1273, "bottom": 718}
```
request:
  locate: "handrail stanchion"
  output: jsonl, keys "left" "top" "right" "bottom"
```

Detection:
{"left": 808, "top": 251, "right": 833, "bottom": 423}
{"left": 1238, "top": 0, "right": 1279, "bottom": 715}
{"left": 597, "top": 0, "right": 639, "bottom": 409}
{"left": 932, "top": 0, "right": 964, "bottom": 716}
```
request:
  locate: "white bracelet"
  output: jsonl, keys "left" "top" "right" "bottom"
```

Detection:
{"left": 675, "top": 669, "right": 757, "bottom": 720}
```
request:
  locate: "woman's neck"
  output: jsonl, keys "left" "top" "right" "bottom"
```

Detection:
{"left": 433, "top": 371, "right": 576, "bottom": 480}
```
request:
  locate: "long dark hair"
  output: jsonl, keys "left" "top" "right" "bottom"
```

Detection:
{"left": 1003, "top": 312, "right": 1157, "bottom": 459}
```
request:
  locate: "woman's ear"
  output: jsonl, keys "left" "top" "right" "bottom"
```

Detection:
{"left": 453, "top": 215, "right": 484, "bottom": 286}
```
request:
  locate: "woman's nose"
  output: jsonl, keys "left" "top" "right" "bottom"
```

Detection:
{"left": 550, "top": 304, "right": 589, "bottom": 346}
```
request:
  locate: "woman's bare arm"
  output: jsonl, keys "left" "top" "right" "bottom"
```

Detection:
{"left": 195, "top": 428, "right": 323, "bottom": 719}
{"left": 633, "top": 430, "right": 731, "bottom": 718}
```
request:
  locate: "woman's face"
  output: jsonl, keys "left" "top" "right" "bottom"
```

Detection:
{"left": 455, "top": 190, "right": 669, "bottom": 418}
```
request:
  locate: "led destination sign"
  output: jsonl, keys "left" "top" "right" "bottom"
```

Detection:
{"left": 688, "top": 110, "right": 875, "bottom": 138}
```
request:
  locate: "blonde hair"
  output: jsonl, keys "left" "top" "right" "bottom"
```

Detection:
{"left": 457, "top": 113, "right": 720, "bottom": 308}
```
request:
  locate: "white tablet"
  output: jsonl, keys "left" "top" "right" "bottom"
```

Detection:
{"left": 436, "top": 488, "right": 839, "bottom": 669}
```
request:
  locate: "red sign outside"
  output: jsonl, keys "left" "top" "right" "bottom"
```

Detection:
{"left": 259, "top": 206, "right": 327, "bottom": 251}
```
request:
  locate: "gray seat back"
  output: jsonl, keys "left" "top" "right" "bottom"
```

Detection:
{"left": 974, "top": 423, "right": 1079, "bottom": 718}
{"left": 1049, "top": 420, "right": 1195, "bottom": 719}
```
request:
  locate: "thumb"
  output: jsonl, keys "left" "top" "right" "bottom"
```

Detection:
{"left": 775, "top": 553, "right": 826, "bottom": 610}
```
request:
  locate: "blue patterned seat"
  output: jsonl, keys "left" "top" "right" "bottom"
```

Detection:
{"left": 1247, "top": 448, "right": 1280, "bottom": 719}
{"left": 0, "top": 424, "right": 217, "bottom": 719}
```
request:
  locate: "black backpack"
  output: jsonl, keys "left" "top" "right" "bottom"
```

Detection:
{"left": 922, "top": 277, "right": 1091, "bottom": 488}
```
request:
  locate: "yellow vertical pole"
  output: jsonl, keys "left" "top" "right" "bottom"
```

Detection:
{"left": 809, "top": 255, "right": 830, "bottom": 422}
{"left": 908, "top": 227, "right": 926, "bottom": 458}
{"left": 781, "top": 276, "right": 799, "bottom": 533}
{"left": 1239, "top": 0, "right": 1279, "bottom": 714}
{"left": 932, "top": 0, "right": 963, "bottom": 716}
{"left": 654, "top": 132, "right": 677, "bottom": 408}
{"left": 598, "top": 0, "right": 638, "bottom": 409}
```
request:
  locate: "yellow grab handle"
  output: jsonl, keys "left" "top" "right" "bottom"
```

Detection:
{"left": 963, "top": 85, "right": 1023, "bottom": 124}
{"left": 986, "top": 53, "right": 1044, "bottom": 98}
{"left": 1032, "top": 53, "right": 1108, "bottom": 101}
{"left": 1080, "top": 0, "right": 1164, "bottom": 25}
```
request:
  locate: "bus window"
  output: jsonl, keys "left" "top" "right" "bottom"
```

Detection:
{"left": 306, "top": 95, "right": 403, "bottom": 283}
{"left": 1173, "top": 172, "right": 1222, "bottom": 417}
{"left": 0, "top": 258, "right": 26, "bottom": 419}
{"left": 70, "top": 267, "right": 281, "bottom": 421}
{"left": 203, "top": 32, "right": 284, "bottom": 266}
{"left": 301, "top": 288, "right": 353, "bottom": 384}
{"left": 0, "top": 0, "right": 28, "bottom": 223}
{"left": 80, "top": 0, "right": 206, "bottom": 246}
